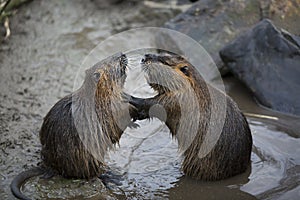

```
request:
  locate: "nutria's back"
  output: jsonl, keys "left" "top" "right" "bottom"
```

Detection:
{"left": 134, "top": 53, "right": 252, "bottom": 180}
{"left": 40, "top": 94, "right": 102, "bottom": 178}
{"left": 181, "top": 89, "right": 252, "bottom": 180}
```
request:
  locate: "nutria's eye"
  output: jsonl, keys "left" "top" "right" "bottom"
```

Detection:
{"left": 180, "top": 66, "right": 189, "bottom": 76}
{"left": 93, "top": 72, "right": 101, "bottom": 82}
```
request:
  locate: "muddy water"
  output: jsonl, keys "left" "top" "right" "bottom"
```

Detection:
{"left": 105, "top": 67, "right": 300, "bottom": 200}
{"left": 0, "top": 0, "right": 299, "bottom": 199}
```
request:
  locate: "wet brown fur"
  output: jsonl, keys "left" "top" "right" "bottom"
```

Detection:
{"left": 11, "top": 53, "right": 139, "bottom": 200}
{"left": 39, "top": 53, "right": 135, "bottom": 178}
{"left": 132, "top": 53, "right": 252, "bottom": 181}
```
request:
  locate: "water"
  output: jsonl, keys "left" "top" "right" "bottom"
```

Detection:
{"left": 103, "top": 71, "right": 300, "bottom": 200}
{"left": 0, "top": 0, "right": 299, "bottom": 199}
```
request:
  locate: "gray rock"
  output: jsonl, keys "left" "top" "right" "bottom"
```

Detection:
{"left": 220, "top": 19, "right": 300, "bottom": 116}
{"left": 158, "top": 0, "right": 300, "bottom": 75}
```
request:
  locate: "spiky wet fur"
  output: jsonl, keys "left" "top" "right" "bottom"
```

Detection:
{"left": 40, "top": 53, "right": 134, "bottom": 179}
{"left": 135, "top": 53, "right": 252, "bottom": 181}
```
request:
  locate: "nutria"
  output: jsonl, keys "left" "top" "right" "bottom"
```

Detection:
{"left": 130, "top": 53, "right": 252, "bottom": 181}
{"left": 11, "top": 53, "right": 139, "bottom": 200}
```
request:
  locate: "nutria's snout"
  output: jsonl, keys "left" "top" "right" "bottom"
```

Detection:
{"left": 141, "top": 54, "right": 161, "bottom": 74}
{"left": 141, "top": 53, "right": 182, "bottom": 67}
{"left": 141, "top": 54, "right": 172, "bottom": 65}
{"left": 104, "top": 53, "right": 128, "bottom": 84}
{"left": 141, "top": 54, "right": 158, "bottom": 64}
{"left": 118, "top": 53, "right": 128, "bottom": 77}
{"left": 141, "top": 53, "right": 189, "bottom": 94}
{"left": 120, "top": 54, "right": 128, "bottom": 70}
{"left": 85, "top": 53, "right": 128, "bottom": 85}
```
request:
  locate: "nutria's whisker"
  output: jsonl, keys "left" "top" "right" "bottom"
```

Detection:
{"left": 127, "top": 54, "right": 142, "bottom": 61}
{"left": 126, "top": 62, "right": 140, "bottom": 70}
{"left": 127, "top": 54, "right": 142, "bottom": 58}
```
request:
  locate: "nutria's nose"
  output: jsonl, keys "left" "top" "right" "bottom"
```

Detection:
{"left": 120, "top": 54, "right": 126, "bottom": 60}
{"left": 120, "top": 54, "right": 128, "bottom": 67}
{"left": 142, "top": 54, "right": 157, "bottom": 64}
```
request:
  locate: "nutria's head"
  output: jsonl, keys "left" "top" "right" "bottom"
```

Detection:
{"left": 82, "top": 53, "right": 128, "bottom": 97}
{"left": 140, "top": 53, "right": 209, "bottom": 151}
{"left": 72, "top": 53, "right": 131, "bottom": 160}
{"left": 141, "top": 53, "right": 201, "bottom": 95}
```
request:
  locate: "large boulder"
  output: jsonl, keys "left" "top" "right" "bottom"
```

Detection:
{"left": 158, "top": 0, "right": 300, "bottom": 75}
{"left": 220, "top": 19, "right": 300, "bottom": 116}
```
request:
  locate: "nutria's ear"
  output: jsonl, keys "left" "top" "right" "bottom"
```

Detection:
{"left": 93, "top": 72, "right": 101, "bottom": 82}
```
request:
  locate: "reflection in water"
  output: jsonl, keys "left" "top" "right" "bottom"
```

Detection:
{"left": 107, "top": 119, "right": 182, "bottom": 199}
{"left": 107, "top": 115, "right": 300, "bottom": 199}
{"left": 242, "top": 120, "right": 300, "bottom": 200}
